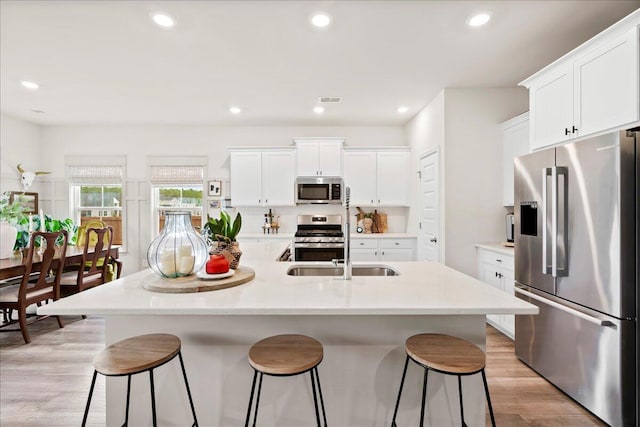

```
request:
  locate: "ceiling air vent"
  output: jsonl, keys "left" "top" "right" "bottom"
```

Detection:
{"left": 319, "top": 97, "right": 342, "bottom": 103}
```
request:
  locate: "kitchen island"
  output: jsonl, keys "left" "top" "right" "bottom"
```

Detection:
{"left": 39, "top": 260, "right": 537, "bottom": 427}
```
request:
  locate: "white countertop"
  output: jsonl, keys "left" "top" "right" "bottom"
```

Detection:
{"left": 475, "top": 242, "right": 515, "bottom": 256}
{"left": 39, "top": 260, "right": 536, "bottom": 317}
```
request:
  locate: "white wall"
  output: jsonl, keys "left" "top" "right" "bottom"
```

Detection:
{"left": 35, "top": 124, "right": 404, "bottom": 273}
{"left": 0, "top": 114, "right": 43, "bottom": 193}
{"left": 405, "top": 88, "right": 528, "bottom": 276}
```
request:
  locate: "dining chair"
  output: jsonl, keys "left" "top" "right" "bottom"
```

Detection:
{"left": 76, "top": 220, "right": 122, "bottom": 280}
{"left": 60, "top": 226, "right": 114, "bottom": 296}
{"left": 0, "top": 230, "right": 69, "bottom": 344}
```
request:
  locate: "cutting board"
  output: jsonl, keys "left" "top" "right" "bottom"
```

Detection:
{"left": 374, "top": 210, "right": 388, "bottom": 233}
{"left": 143, "top": 266, "right": 255, "bottom": 293}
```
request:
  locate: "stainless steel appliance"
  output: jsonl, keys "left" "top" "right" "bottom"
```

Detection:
{"left": 505, "top": 213, "right": 514, "bottom": 242}
{"left": 514, "top": 129, "right": 638, "bottom": 426}
{"left": 293, "top": 215, "right": 344, "bottom": 261}
{"left": 295, "top": 177, "right": 343, "bottom": 205}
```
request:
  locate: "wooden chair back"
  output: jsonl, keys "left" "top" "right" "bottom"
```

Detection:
{"left": 78, "top": 226, "right": 113, "bottom": 289}
{"left": 19, "top": 230, "right": 69, "bottom": 303}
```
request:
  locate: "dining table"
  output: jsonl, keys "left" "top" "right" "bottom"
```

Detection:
{"left": 0, "top": 245, "right": 121, "bottom": 281}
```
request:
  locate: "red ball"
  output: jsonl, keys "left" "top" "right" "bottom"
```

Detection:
{"left": 206, "top": 254, "right": 229, "bottom": 274}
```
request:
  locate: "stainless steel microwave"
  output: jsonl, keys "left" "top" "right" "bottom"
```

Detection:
{"left": 295, "top": 177, "right": 343, "bottom": 204}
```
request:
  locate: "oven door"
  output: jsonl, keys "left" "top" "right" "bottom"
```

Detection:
{"left": 294, "top": 243, "right": 344, "bottom": 262}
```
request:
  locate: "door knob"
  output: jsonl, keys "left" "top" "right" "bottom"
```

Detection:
{"left": 429, "top": 237, "right": 437, "bottom": 243}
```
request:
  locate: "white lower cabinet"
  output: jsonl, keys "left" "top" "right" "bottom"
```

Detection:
{"left": 476, "top": 246, "right": 515, "bottom": 339}
{"left": 350, "top": 237, "right": 415, "bottom": 262}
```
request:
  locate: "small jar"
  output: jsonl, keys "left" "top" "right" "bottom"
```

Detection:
{"left": 147, "top": 212, "right": 208, "bottom": 278}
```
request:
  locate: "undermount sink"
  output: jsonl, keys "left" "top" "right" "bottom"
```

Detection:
{"left": 286, "top": 264, "right": 400, "bottom": 277}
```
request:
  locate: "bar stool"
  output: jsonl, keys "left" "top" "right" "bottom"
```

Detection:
{"left": 82, "top": 333, "right": 198, "bottom": 427}
{"left": 391, "top": 333, "right": 496, "bottom": 427}
{"left": 245, "top": 334, "right": 327, "bottom": 427}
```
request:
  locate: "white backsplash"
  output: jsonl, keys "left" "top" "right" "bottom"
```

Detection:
{"left": 232, "top": 205, "right": 409, "bottom": 235}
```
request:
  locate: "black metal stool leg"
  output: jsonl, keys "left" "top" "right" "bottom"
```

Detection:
{"left": 149, "top": 369, "right": 157, "bottom": 427}
{"left": 458, "top": 375, "right": 467, "bottom": 427}
{"left": 419, "top": 368, "right": 429, "bottom": 427}
{"left": 481, "top": 369, "right": 496, "bottom": 427}
{"left": 244, "top": 370, "right": 258, "bottom": 427}
{"left": 391, "top": 355, "right": 410, "bottom": 427}
{"left": 310, "top": 368, "right": 322, "bottom": 427}
{"left": 314, "top": 367, "right": 328, "bottom": 427}
{"left": 178, "top": 351, "right": 199, "bottom": 426}
{"left": 123, "top": 374, "right": 131, "bottom": 426}
{"left": 82, "top": 370, "right": 98, "bottom": 427}
{"left": 252, "top": 372, "right": 264, "bottom": 427}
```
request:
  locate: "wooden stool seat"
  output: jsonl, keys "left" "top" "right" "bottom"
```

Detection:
{"left": 391, "top": 333, "right": 496, "bottom": 427}
{"left": 406, "top": 333, "right": 486, "bottom": 374}
{"left": 93, "top": 333, "right": 181, "bottom": 376}
{"left": 245, "top": 334, "right": 327, "bottom": 426}
{"left": 248, "top": 334, "right": 323, "bottom": 375}
{"left": 82, "top": 333, "right": 198, "bottom": 427}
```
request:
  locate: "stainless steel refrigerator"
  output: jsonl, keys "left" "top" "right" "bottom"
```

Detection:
{"left": 514, "top": 129, "right": 638, "bottom": 427}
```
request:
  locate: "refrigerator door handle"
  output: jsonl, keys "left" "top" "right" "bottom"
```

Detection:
{"left": 554, "top": 166, "right": 568, "bottom": 277}
{"left": 514, "top": 287, "right": 614, "bottom": 327}
{"left": 542, "top": 168, "right": 552, "bottom": 275}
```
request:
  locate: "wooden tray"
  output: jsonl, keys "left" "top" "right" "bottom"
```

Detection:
{"left": 142, "top": 266, "right": 255, "bottom": 293}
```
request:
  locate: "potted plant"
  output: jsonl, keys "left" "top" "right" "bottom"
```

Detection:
{"left": 0, "top": 192, "right": 27, "bottom": 258}
{"left": 202, "top": 211, "right": 242, "bottom": 269}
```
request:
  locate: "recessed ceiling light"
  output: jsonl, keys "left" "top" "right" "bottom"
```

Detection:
{"left": 152, "top": 13, "right": 175, "bottom": 28}
{"left": 21, "top": 80, "right": 39, "bottom": 90}
{"left": 313, "top": 106, "right": 325, "bottom": 114}
{"left": 229, "top": 106, "right": 242, "bottom": 114}
{"left": 397, "top": 106, "right": 409, "bottom": 113}
{"left": 467, "top": 13, "right": 491, "bottom": 27}
{"left": 310, "top": 13, "right": 331, "bottom": 28}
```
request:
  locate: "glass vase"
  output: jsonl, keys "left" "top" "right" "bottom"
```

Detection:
{"left": 147, "top": 212, "right": 208, "bottom": 278}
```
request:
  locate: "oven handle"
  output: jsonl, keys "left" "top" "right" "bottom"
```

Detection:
{"left": 294, "top": 243, "right": 345, "bottom": 248}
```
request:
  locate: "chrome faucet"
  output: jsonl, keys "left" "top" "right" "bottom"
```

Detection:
{"left": 343, "top": 187, "right": 352, "bottom": 280}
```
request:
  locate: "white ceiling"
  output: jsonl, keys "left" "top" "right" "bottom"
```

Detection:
{"left": 1, "top": 1, "right": 638, "bottom": 126}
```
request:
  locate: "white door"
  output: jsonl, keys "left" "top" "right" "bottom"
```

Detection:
{"left": 376, "top": 151, "right": 409, "bottom": 205}
{"left": 230, "top": 151, "right": 262, "bottom": 206}
{"left": 418, "top": 150, "right": 439, "bottom": 262}
{"left": 317, "top": 142, "right": 343, "bottom": 176}
{"left": 343, "top": 151, "right": 376, "bottom": 205}
{"left": 262, "top": 150, "right": 295, "bottom": 206}
{"left": 296, "top": 143, "right": 319, "bottom": 176}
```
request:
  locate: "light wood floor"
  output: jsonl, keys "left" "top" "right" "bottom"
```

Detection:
{"left": 1, "top": 317, "right": 606, "bottom": 426}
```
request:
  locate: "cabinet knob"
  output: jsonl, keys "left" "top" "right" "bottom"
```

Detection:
{"left": 371, "top": 200, "right": 374, "bottom": 203}
{"left": 565, "top": 127, "right": 571, "bottom": 135}
{"left": 496, "top": 259, "right": 502, "bottom": 262}
{"left": 378, "top": 200, "right": 380, "bottom": 203}
{"left": 429, "top": 237, "right": 437, "bottom": 243}
{"left": 395, "top": 242, "right": 399, "bottom": 245}
{"left": 572, "top": 126, "right": 578, "bottom": 134}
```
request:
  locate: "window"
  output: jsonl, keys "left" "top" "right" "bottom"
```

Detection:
{"left": 68, "top": 164, "right": 124, "bottom": 245}
{"left": 150, "top": 166, "right": 204, "bottom": 233}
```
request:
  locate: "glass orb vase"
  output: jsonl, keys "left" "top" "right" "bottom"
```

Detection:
{"left": 147, "top": 212, "right": 208, "bottom": 278}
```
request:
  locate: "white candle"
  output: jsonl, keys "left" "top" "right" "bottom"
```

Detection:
{"left": 39, "top": 209, "right": 45, "bottom": 232}
{"left": 28, "top": 215, "right": 33, "bottom": 233}
{"left": 178, "top": 245, "right": 192, "bottom": 258}
{"left": 160, "top": 251, "right": 177, "bottom": 277}
{"left": 178, "top": 255, "right": 195, "bottom": 275}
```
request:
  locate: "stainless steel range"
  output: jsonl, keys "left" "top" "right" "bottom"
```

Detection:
{"left": 293, "top": 215, "right": 344, "bottom": 262}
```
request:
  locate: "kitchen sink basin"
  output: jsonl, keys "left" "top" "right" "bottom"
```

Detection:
{"left": 286, "top": 264, "right": 400, "bottom": 277}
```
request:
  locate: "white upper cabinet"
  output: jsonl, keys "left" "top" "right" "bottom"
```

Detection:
{"left": 230, "top": 148, "right": 295, "bottom": 206}
{"left": 521, "top": 11, "right": 639, "bottom": 151}
{"left": 344, "top": 148, "right": 410, "bottom": 206}
{"left": 501, "top": 112, "right": 529, "bottom": 206}
{"left": 294, "top": 138, "right": 343, "bottom": 177}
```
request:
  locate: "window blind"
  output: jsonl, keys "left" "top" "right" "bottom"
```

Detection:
{"left": 150, "top": 166, "right": 204, "bottom": 185}
{"left": 67, "top": 165, "right": 123, "bottom": 185}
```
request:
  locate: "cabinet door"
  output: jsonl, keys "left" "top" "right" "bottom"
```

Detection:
{"left": 376, "top": 151, "right": 409, "bottom": 205}
{"left": 343, "top": 151, "right": 376, "bottom": 205}
{"left": 318, "top": 142, "right": 343, "bottom": 176}
{"left": 501, "top": 267, "right": 515, "bottom": 338}
{"left": 502, "top": 115, "right": 529, "bottom": 206}
{"left": 529, "top": 66, "right": 574, "bottom": 150}
{"left": 296, "top": 143, "right": 319, "bottom": 176}
{"left": 574, "top": 27, "right": 639, "bottom": 137}
{"left": 262, "top": 150, "right": 295, "bottom": 206}
{"left": 351, "top": 248, "right": 378, "bottom": 262}
{"left": 479, "top": 261, "right": 503, "bottom": 327}
{"left": 230, "top": 152, "right": 262, "bottom": 206}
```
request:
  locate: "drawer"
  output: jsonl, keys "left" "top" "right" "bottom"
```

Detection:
{"left": 379, "top": 239, "right": 414, "bottom": 249}
{"left": 477, "top": 248, "right": 514, "bottom": 271}
{"left": 351, "top": 239, "right": 378, "bottom": 249}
